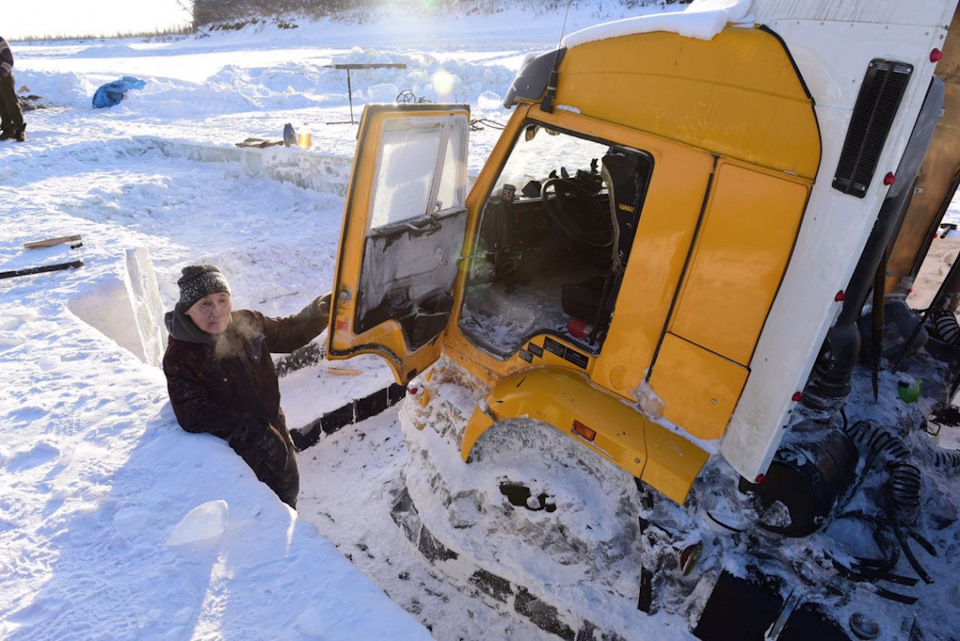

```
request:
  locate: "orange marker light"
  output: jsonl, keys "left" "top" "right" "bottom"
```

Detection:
{"left": 572, "top": 420, "right": 597, "bottom": 442}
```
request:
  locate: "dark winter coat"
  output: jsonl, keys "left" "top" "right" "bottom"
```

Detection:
{"left": 162, "top": 297, "right": 329, "bottom": 508}
{"left": 0, "top": 36, "right": 23, "bottom": 133}
{"left": 0, "top": 37, "right": 12, "bottom": 80}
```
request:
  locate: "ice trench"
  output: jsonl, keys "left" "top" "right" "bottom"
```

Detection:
{"left": 66, "top": 246, "right": 167, "bottom": 368}
{"left": 63, "top": 134, "right": 353, "bottom": 366}
{"left": 58, "top": 135, "right": 430, "bottom": 446}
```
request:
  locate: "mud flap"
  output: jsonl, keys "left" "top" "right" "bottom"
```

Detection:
{"left": 693, "top": 571, "right": 849, "bottom": 640}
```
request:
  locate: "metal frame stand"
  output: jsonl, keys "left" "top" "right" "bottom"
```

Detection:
{"left": 325, "top": 63, "right": 407, "bottom": 125}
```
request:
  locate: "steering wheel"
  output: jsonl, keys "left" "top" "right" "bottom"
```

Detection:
{"left": 540, "top": 177, "right": 614, "bottom": 248}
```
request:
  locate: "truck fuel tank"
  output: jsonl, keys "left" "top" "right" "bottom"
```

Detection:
{"left": 739, "top": 426, "right": 859, "bottom": 537}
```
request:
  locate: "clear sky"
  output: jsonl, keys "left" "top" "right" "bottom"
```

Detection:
{"left": 6, "top": 0, "right": 193, "bottom": 40}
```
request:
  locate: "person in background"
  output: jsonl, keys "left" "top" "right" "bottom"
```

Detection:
{"left": 0, "top": 36, "right": 26, "bottom": 142}
{"left": 162, "top": 264, "right": 331, "bottom": 509}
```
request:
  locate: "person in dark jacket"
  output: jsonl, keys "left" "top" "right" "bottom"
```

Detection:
{"left": 0, "top": 36, "right": 25, "bottom": 142}
{"left": 163, "top": 264, "right": 331, "bottom": 509}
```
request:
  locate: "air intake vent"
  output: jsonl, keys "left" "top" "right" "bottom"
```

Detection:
{"left": 833, "top": 59, "right": 913, "bottom": 198}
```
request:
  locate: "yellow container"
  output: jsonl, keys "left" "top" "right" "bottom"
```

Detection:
{"left": 297, "top": 131, "right": 312, "bottom": 149}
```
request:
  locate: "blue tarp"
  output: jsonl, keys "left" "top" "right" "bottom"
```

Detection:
{"left": 92, "top": 76, "right": 146, "bottom": 109}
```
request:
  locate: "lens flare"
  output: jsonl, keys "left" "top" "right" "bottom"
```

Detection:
{"left": 432, "top": 69, "right": 456, "bottom": 100}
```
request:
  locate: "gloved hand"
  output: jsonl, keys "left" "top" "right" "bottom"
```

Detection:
{"left": 228, "top": 417, "right": 268, "bottom": 447}
{"left": 296, "top": 292, "right": 332, "bottom": 335}
{"left": 311, "top": 292, "right": 332, "bottom": 320}
{"left": 259, "top": 424, "right": 291, "bottom": 476}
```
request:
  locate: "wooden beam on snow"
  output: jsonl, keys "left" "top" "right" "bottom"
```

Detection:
{"left": 23, "top": 234, "right": 82, "bottom": 249}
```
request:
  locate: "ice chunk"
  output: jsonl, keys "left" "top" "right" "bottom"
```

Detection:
{"left": 125, "top": 246, "right": 167, "bottom": 368}
{"left": 165, "top": 500, "right": 229, "bottom": 546}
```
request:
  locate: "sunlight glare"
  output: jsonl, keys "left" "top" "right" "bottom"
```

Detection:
{"left": 432, "top": 69, "right": 456, "bottom": 100}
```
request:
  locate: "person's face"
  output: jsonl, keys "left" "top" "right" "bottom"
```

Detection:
{"left": 185, "top": 292, "right": 232, "bottom": 334}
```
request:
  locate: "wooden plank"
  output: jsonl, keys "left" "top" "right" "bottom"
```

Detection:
{"left": 23, "top": 234, "right": 82, "bottom": 249}
{"left": 326, "top": 367, "right": 364, "bottom": 377}
{"left": 0, "top": 260, "right": 83, "bottom": 280}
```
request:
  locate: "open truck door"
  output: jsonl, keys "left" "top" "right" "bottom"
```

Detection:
{"left": 327, "top": 104, "right": 470, "bottom": 384}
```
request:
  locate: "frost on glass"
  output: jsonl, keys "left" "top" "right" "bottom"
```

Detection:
{"left": 435, "top": 121, "right": 467, "bottom": 213}
{"left": 350, "top": 111, "right": 471, "bottom": 351}
{"left": 356, "top": 211, "right": 467, "bottom": 348}
{"left": 370, "top": 124, "right": 443, "bottom": 228}
{"left": 368, "top": 115, "right": 468, "bottom": 228}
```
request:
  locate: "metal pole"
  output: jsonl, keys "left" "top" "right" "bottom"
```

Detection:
{"left": 347, "top": 70, "right": 354, "bottom": 125}
{"left": 0, "top": 260, "right": 83, "bottom": 280}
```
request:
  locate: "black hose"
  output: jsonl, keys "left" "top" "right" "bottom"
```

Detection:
{"left": 929, "top": 308, "right": 960, "bottom": 347}
{"left": 888, "top": 463, "right": 922, "bottom": 519}
{"left": 844, "top": 421, "right": 935, "bottom": 584}
{"left": 845, "top": 419, "right": 910, "bottom": 460}
{"left": 892, "top": 513, "right": 933, "bottom": 585}
{"left": 934, "top": 448, "right": 960, "bottom": 468}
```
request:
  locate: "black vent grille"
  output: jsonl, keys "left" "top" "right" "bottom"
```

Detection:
{"left": 833, "top": 59, "right": 913, "bottom": 198}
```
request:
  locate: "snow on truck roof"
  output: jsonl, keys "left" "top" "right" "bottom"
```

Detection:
{"left": 562, "top": 0, "right": 753, "bottom": 48}
{"left": 561, "top": 0, "right": 956, "bottom": 49}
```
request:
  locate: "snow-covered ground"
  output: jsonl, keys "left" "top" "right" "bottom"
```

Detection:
{"left": 3, "top": 3, "right": 960, "bottom": 640}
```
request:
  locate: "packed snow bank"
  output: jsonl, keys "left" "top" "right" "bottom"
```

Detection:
{"left": 0, "top": 294, "right": 430, "bottom": 640}
{"left": 0, "top": 148, "right": 428, "bottom": 641}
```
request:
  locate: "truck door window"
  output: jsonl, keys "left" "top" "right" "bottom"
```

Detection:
{"left": 370, "top": 118, "right": 466, "bottom": 227}
{"left": 355, "top": 114, "right": 468, "bottom": 349}
{"left": 460, "top": 123, "right": 652, "bottom": 359}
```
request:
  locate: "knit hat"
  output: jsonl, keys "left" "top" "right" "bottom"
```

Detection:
{"left": 177, "top": 264, "right": 231, "bottom": 311}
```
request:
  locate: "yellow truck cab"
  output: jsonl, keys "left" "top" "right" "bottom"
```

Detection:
{"left": 325, "top": 1, "right": 960, "bottom": 637}
{"left": 328, "top": 0, "right": 956, "bottom": 506}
